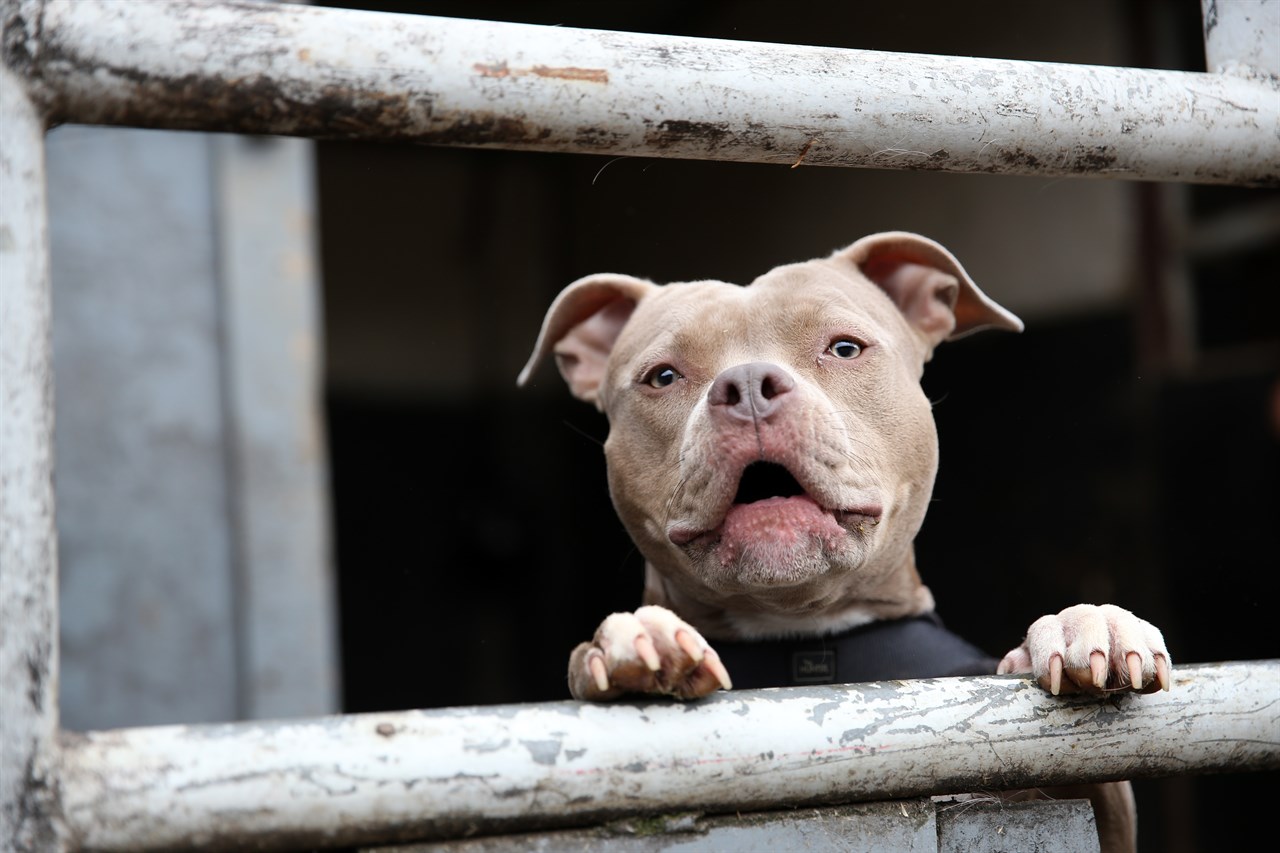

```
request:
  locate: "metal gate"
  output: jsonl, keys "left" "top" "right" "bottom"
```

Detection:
{"left": 3, "top": 1, "right": 1278, "bottom": 850}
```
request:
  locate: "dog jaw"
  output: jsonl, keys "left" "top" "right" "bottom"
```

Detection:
{"left": 684, "top": 494, "right": 882, "bottom": 587}
{"left": 664, "top": 455, "right": 885, "bottom": 590}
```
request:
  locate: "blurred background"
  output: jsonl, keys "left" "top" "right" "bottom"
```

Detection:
{"left": 45, "top": 2, "right": 1277, "bottom": 851}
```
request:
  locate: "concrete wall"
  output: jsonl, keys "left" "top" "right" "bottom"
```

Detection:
{"left": 47, "top": 127, "right": 338, "bottom": 729}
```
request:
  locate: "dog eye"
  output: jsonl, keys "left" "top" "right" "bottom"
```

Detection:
{"left": 829, "top": 339, "right": 863, "bottom": 359}
{"left": 645, "top": 366, "right": 683, "bottom": 388}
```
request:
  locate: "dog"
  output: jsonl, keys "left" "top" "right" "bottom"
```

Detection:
{"left": 519, "top": 231, "right": 1171, "bottom": 853}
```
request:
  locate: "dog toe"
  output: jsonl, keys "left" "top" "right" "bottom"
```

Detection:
{"left": 1019, "top": 604, "right": 1172, "bottom": 696}
{"left": 573, "top": 606, "right": 732, "bottom": 701}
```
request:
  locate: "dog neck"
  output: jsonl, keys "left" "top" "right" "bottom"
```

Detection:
{"left": 641, "top": 551, "right": 936, "bottom": 641}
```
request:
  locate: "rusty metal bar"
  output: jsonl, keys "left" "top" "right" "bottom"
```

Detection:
{"left": 58, "top": 661, "right": 1280, "bottom": 852}
{"left": 7, "top": 0, "right": 1279, "bottom": 185}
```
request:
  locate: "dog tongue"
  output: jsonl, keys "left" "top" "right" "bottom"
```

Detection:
{"left": 719, "top": 495, "right": 844, "bottom": 552}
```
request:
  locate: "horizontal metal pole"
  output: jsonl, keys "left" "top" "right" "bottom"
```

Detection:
{"left": 8, "top": 0, "right": 1277, "bottom": 185}
{"left": 59, "top": 660, "right": 1280, "bottom": 852}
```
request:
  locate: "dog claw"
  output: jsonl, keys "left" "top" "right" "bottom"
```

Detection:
{"left": 1090, "top": 650, "right": 1108, "bottom": 689}
{"left": 1126, "top": 651, "right": 1143, "bottom": 690}
{"left": 674, "top": 629, "right": 704, "bottom": 664}
{"left": 1155, "top": 654, "right": 1171, "bottom": 691}
{"left": 1048, "top": 654, "right": 1063, "bottom": 696}
{"left": 704, "top": 647, "right": 733, "bottom": 691}
{"left": 634, "top": 634, "right": 661, "bottom": 671}
{"left": 588, "top": 651, "right": 610, "bottom": 693}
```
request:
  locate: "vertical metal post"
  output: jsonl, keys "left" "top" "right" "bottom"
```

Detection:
{"left": 1202, "top": 0, "right": 1280, "bottom": 76}
{"left": 0, "top": 62, "right": 67, "bottom": 850}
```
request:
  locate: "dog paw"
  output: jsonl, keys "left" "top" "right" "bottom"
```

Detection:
{"left": 568, "top": 605, "right": 733, "bottom": 701}
{"left": 997, "top": 604, "right": 1171, "bottom": 696}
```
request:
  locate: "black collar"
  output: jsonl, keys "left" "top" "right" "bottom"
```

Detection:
{"left": 711, "top": 613, "right": 998, "bottom": 689}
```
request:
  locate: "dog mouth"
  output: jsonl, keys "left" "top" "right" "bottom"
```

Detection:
{"left": 733, "top": 461, "right": 806, "bottom": 504}
{"left": 668, "top": 461, "right": 881, "bottom": 547}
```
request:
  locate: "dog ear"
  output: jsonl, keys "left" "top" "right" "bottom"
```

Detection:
{"left": 832, "top": 232, "right": 1023, "bottom": 354}
{"left": 517, "top": 273, "right": 657, "bottom": 407}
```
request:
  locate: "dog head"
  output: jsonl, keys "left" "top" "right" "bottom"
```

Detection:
{"left": 520, "top": 232, "right": 1021, "bottom": 638}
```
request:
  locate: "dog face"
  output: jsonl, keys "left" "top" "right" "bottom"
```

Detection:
{"left": 601, "top": 266, "right": 939, "bottom": 608}
{"left": 521, "top": 232, "right": 1021, "bottom": 637}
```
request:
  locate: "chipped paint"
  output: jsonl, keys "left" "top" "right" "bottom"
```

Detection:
{"left": 475, "top": 62, "right": 609, "bottom": 83}
{"left": 531, "top": 64, "right": 609, "bottom": 83}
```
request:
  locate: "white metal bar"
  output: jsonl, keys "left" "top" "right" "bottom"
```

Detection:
{"left": 0, "top": 63, "right": 66, "bottom": 851}
{"left": 1202, "top": 0, "right": 1280, "bottom": 77}
{"left": 59, "top": 661, "right": 1280, "bottom": 852}
{"left": 12, "top": 0, "right": 1279, "bottom": 186}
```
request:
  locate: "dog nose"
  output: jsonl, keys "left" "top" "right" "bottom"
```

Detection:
{"left": 708, "top": 362, "right": 796, "bottom": 424}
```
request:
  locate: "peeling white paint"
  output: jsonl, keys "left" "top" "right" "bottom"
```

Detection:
{"left": 58, "top": 663, "right": 1280, "bottom": 851}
